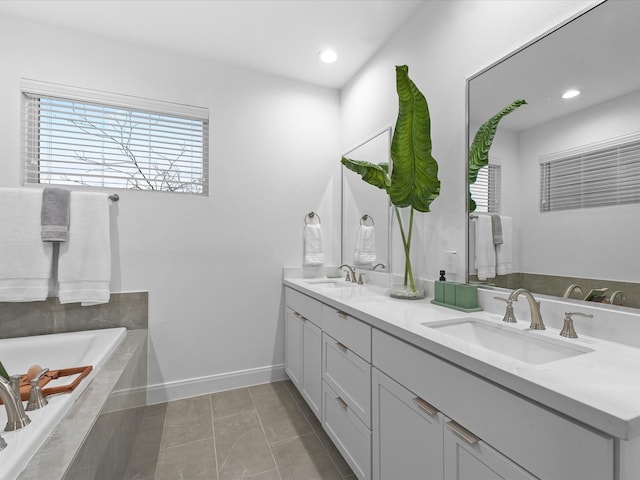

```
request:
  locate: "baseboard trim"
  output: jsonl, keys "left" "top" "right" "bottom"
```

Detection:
{"left": 146, "top": 363, "right": 287, "bottom": 405}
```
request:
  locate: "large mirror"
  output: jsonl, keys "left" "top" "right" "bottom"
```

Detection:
{"left": 341, "top": 127, "right": 391, "bottom": 271}
{"left": 467, "top": 0, "right": 640, "bottom": 309}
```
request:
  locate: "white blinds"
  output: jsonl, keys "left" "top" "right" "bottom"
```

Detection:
{"left": 22, "top": 80, "right": 209, "bottom": 195}
{"left": 540, "top": 135, "right": 640, "bottom": 212}
{"left": 470, "top": 164, "right": 501, "bottom": 213}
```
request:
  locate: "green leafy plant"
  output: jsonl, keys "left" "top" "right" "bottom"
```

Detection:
{"left": 341, "top": 65, "right": 440, "bottom": 295}
{"left": 468, "top": 99, "right": 527, "bottom": 212}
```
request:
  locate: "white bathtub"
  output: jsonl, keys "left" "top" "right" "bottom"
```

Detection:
{"left": 0, "top": 327, "right": 127, "bottom": 479}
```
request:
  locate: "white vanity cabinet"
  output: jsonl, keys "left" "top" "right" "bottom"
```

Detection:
{"left": 321, "top": 304, "right": 372, "bottom": 480}
{"left": 443, "top": 419, "right": 536, "bottom": 480}
{"left": 372, "top": 368, "right": 444, "bottom": 480}
{"left": 372, "top": 328, "right": 614, "bottom": 480}
{"left": 284, "top": 287, "right": 323, "bottom": 419}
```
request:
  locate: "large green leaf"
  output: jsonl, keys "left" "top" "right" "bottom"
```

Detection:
{"left": 468, "top": 99, "right": 526, "bottom": 212}
{"left": 389, "top": 65, "right": 440, "bottom": 212}
{"left": 341, "top": 157, "right": 391, "bottom": 191}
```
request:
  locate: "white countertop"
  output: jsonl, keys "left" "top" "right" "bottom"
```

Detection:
{"left": 284, "top": 276, "right": 640, "bottom": 441}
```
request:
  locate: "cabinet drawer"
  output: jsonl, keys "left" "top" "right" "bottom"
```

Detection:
{"left": 285, "top": 287, "right": 322, "bottom": 326}
{"left": 323, "top": 332, "right": 371, "bottom": 427}
{"left": 323, "top": 380, "right": 371, "bottom": 480}
{"left": 372, "top": 329, "right": 613, "bottom": 480}
{"left": 322, "top": 304, "right": 371, "bottom": 361}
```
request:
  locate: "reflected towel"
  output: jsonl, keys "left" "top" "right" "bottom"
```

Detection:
{"left": 489, "top": 213, "right": 503, "bottom": 245}
{"left": 41, "top": 188, "right": 70, "bottom": 242}
{"left": 303, "top": 223, "right": 324, "bottom": 266}
{"left": 474, "top": 215, "right": 496, "bottom": 281}
{"left": 0, "top": 188, "right": 53, "bottom": 301}
{"left": 496, "top": 216, "right": 513, "bottom": 276}
{"left": 58, "top": 192, "right": 111, "bottom": 306}
{"left": 354, "top": 225, "right": 376, "bottom": 265}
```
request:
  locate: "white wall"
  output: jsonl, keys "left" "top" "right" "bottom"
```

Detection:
{"left": 340, "top": 0, "right": 595, "bottom": 283}
{"left": 0, "top": 16, "right": 341, "bottom": 402}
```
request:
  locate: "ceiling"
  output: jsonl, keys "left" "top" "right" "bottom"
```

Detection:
{"left": 0, "top": 0, "right": 426, "bottom": 89}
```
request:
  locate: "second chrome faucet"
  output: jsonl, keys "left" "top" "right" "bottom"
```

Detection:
{"left": 506, "top": 288, "right": 545, "bottom": 330}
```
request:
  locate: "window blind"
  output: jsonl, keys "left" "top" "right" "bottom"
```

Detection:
{"left": 22, "top": 79, "right": 209, "bottom": 195}
{"left": 539, "top": 134, "right": 640, "bottom": 212}
{"left": 470, "top": 164, "right": 501, "bottom": 213}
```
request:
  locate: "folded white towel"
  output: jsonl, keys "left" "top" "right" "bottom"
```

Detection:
{"left": 354, "top": 225, "right": 376, "bottom": 265}
{"left": 303, "top": 223, "right": 324, "bottom": 266}
{"left": 0, "top": 188, "right": 53, "bottom": 301}
{"left": 496, "top": 216, "right": 513, "bottom": 276}
{"left": 474, "top": 215, "right": 496, "bottom": 281}
{"left": 58, "top": 192, "right": 111, "bottom": 305}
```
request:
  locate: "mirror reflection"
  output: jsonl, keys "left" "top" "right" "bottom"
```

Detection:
{"left": 341, "top": 127, "right": 391, "bottom": 271}
{"left": 467, "top": 0, "right": 640, "bottom": 308}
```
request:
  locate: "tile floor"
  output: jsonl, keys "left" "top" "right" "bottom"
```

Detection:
{"left": 124, "top": 380, "right": 356, "bottom": 480}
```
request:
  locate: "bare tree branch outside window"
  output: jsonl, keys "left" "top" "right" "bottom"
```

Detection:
{"left": 28, "top": 96, "right": 207, "bottom": 194}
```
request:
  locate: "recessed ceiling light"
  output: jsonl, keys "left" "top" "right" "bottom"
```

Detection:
{"left": 562, "top": 89, "right": 581, "bottom": 99}
{"left": 318, "top": 49, "right": 338, "bottom": 64}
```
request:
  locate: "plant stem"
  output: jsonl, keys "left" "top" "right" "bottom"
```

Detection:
{"left": 393, "top": 206, "right": 416, "bottom": 292}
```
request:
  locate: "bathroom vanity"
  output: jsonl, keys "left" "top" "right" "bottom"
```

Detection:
{"left": 283, "top": 274, "right": 640, "bottom": 480}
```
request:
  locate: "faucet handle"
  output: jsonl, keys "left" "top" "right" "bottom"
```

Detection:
{"left": 560, "top": 311, "right": 594, "bottom": 338}
{"left": 494, "top": 297, "right": 517, "bottom": 323}
{"left": 26, "top": 368, "right": 49, "bottom": 411}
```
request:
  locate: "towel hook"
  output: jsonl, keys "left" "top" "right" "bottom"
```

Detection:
{"left": 360, "top": 214, "right": 374, "bottom": 226}
{"left": 304, "top": 212, "right": 321, "bottom": 225}
{"left": 109, "top": 193, "right": 120, "bottom": 202}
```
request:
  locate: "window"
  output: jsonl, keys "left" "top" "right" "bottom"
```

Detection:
{"left": 22, "top": 79, "right": 209, "bottom": 195}
{"left": 470, "top": 164, "right": 501, "bottom": 213}
{"left": 540, "top": 133, "right": 640, "bottom": 212}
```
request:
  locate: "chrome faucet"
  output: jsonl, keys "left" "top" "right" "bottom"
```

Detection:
{"left": 0, "top": 376, "right": 31, "bottom": 431}
{"left": 508, "top": 288, "right": 545, "bottom": 330}
{"left": 339, "top": 264, "right": 356, "bottom": 282}
{"left": 562, "top": 284, "right": 584, "bottom": 299}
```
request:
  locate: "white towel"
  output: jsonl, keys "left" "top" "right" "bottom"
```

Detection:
{"left": 474, "top": 215, "right": 496, "bottom": 281}
{"left": 496, "top": 216, "right": 513, "bottom": 276}
{"left": 303, "top": 223, "right": 324, "bottom": 266}
{"left": 58, "top": 192, "right": 111, "bottom": 305}
{"left": 0, "top": 188, "right": 53, "bottom": 301}
{"left": 354, "top": 225, "right": 376, "bottom": 265}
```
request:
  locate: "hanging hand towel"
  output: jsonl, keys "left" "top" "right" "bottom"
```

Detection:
{"left": 0, "top": 188, "right": 53, "bottom": 301}
{"left": 354, "top": 225, "right": 376, "bottom": 265}
{"left": 474, "top": 215, "right": 496, "bottom": 281}
{"left": 303, "top": 223, "right": 324, "bottom": 266}
{"left": 489, "top": 213, "right": 503, "bottom": 245}
{"left": 41, "top": 187, "right": 70, "bottom": 242}
{"left": 496, "top": 216, "right": 513, "bottom": 276}
{"left": 58, "top": 192, "right": 111, "bottom": 306}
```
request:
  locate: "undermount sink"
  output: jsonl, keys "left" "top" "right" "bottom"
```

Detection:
{"left": 423, "top": 317, "right": 594, "bottom": 365}
{"left": 304, "top": 278, "right": 354, "bottom": 289}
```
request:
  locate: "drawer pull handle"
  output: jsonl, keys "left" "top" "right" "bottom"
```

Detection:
{"left": 294, "top": 312, "right": 305, "bottom": 320}
{"left": 412, "top": 397, "right": 438, "bottom": 416}
{"left": 335, "top": 396, "right": 348, "bottom": 409}
{"left": 337, "top": 311, "right": 348, "bottom": 319}
{"left": 335, "top": 342, "right": 348, "bottom": 352}
{"left": 446, "top": 421, "right": 480, "bottom": 446}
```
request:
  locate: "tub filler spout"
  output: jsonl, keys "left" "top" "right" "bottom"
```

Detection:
{"left": 0, "top": 376, "right": 31, "bottom": 431}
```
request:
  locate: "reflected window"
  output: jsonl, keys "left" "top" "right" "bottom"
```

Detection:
{"left": 540, "top": 135, "right": 640, "bottom": 212}
{"left": 470, "top": 164, "right": 501, "bottom": 213}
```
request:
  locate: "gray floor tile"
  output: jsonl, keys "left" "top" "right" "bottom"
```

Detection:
{"left": 160, "top": 394, "right": 214, "bottom": 450}
{"left": 271, "top": 433, "right": 344, "bottom": 480}
{"left": 214, "top": 410, "right": 277, "bottom": 480}
{"left": 210, "top": 387, "right": 255, "bottom": 419}
{"left": 250, "top": 382, "right": 313, "bottom": 444}
{"left": 155, "top": 438, "right": 217, "bottom": 480}
{"left": 244, "top": 469, "right": 282, "bottom": 480}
